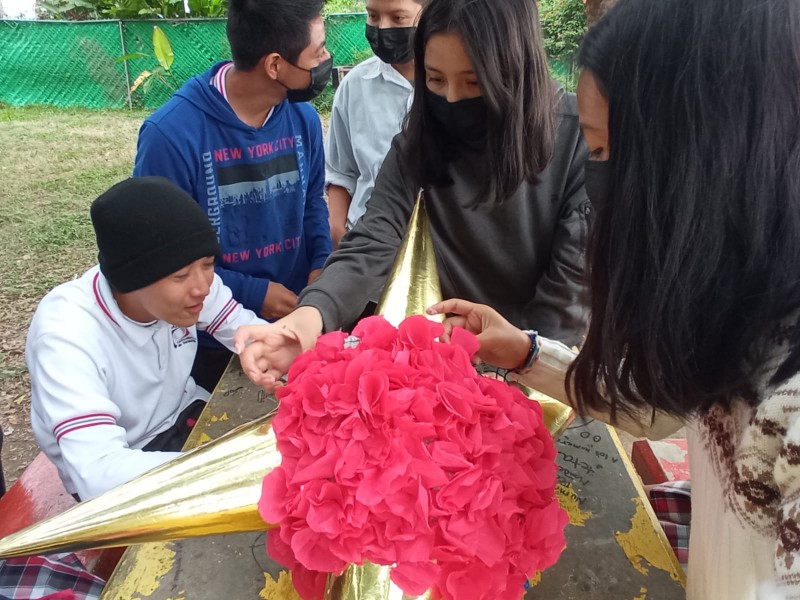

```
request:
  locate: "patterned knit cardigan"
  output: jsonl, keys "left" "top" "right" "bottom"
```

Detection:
{"left": 699, "top": 324, "right": 800, "bottom": 595}
{"left": 514, "top": 324, "right": 800, "bottom": 595}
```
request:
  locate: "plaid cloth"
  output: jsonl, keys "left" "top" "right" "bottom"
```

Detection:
{"left": 649, "top": 480, "right": 691, "bottom": 569}
{"left": 0, "top": 553, "right": 104, "bottom": 600}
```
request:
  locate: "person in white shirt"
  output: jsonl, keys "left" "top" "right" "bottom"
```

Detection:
{"left": 26, "top": 177, "right": 265, "bottom": 501}
{"left": 325, "top": 0, "right": 428, "bottom": 248}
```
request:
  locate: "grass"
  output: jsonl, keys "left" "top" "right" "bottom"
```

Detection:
{"left": 0, "top": 105, "right": 146, "bottom": 298}
{"left": 0, "top": 103, "right": 150, "bottom": 483}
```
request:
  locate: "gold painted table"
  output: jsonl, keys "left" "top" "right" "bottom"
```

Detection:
{"left": 101, "top": 358, "right": 686, "bottom": 599}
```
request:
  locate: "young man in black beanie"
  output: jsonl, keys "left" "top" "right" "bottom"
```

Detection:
{"left": 25, "top": 177, "right": 265, "bottom": 501}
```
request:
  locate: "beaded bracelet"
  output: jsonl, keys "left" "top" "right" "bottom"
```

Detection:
{"left": 513, "top": 329, "right": 540, "bottom": 372}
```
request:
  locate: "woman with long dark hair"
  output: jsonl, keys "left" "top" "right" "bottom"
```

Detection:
{"left": 428, "top": 0, "right": 800, "bottom": 596}
{"left": 234, "top": 0, "right": 591, "bottom": 381}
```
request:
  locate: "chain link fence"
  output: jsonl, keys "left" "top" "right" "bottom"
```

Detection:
{"left": 0, "top": 13, "right": 371, "bottom": 109}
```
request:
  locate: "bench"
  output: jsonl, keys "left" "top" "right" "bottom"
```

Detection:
{"left": 0, "top": 452, "right": 124, "bottom": 580}
{"left": 631, "top": 438, "right": 691, "bottom": 485}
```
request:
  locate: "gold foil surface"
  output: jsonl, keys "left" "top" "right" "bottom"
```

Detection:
{"left": 324, "top": 562, "right": 433, "bottom": 600}
{"left": 322, "top": 192, "right": 443, "bottom": 598}
{"left": 0, "top": 410, "right": 280, "bottom": 559}
{"left": 375, "top": 191, "right": 444, "bottom": 328}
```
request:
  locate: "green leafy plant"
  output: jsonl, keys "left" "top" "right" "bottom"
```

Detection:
{"left": 116, "top": 25, "right": 178, "bottom": 95}
{"left": 539, "top": 0, "right": 587, "bottom": 91}
{"left": 539, "top": 0, "right": 588, "bottom": 61}
{"left": 39, "top": 0, "right": 226, "bottom": 18}
{"left": 187, "top": 0, "right": 226, "bottom": 17}
{"left": 37, "top": 0, "right": 102, "bottom": 19}
{"left": 104, "top": 0, "right": 184, "bottom": 18}
{"left": 324, "top": 0, "right": 364, "bottom": 14}
{"left": 79, "top": 38, "right": 131, "bottom": 104}
{"left": 310, "top": 85, "right": 335, "bottom": 115}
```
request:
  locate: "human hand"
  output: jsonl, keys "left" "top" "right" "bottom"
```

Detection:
{"left": 427, "top": 299, "right": 532, "bottom": 370}
{"left": 234, "top": 306, "right": 324, "bottom": 390}
{"left": 307, "top": 268, "right": 323, "bottom": 286}
{"left": 261, "top": 282, "right": 298, "bottom": 320}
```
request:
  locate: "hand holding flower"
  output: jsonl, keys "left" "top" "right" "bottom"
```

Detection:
{"left": 427, "top": 299, "right": 532, "bottom": 370}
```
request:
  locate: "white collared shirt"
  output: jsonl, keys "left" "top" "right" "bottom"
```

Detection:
{"left": 26, "top": 266, "right": 264, "bottom": 499}
{"left": 325, "top": 56, "right": 414, "bottom": 228}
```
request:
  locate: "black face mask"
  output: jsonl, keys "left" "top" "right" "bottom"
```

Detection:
{"left": 365, "top": 24, "right": 415, "bottom": 65}
{"left": 425, "top": 88, "right": 488, "bottom": 149}
{"left": 279, "top": 56, "right": 333, "bottom": 103}
{"left": 584, "top": 159, "right": 611, "bottom": 209}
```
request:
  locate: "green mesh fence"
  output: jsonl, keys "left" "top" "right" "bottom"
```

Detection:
{"left": 0, "top": 20, "right": 131, "bottom": 108}
{"left": 0, "top": 14, "right": 371, "bottom": 109}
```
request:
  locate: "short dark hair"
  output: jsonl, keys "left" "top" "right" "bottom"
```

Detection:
{"left": 569, "top": 0, "right": 800, "bottom": 419}
{"left": 402, "top": 0, "right": 555, "bottom": 207}
{"left": 227, "top": 0, "right": 325, "bottom": 70}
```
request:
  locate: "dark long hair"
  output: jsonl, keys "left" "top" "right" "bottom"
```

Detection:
{"left": 402, "top": 0, "right": 555, "bottom": 207}
{"left": 568, "top": 0, "right": 800, "bottom": 419}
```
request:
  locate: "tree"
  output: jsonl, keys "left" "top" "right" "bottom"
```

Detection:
{"left": 585, "top": 0, "right": 616, "bottom": 25}
{"left": 539, "top": 0, "right": 587, "bottom": 62}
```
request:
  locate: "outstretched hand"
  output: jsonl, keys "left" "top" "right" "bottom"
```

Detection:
{"left": 427, "top": 299, "right": 532, "bottom": 370}
{"left": 234, "top": 306, "right": 324, "bottom": 391}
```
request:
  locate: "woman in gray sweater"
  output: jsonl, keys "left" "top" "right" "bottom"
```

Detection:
{"left": 236, "top": 0, "right": 590, "bottom": 386}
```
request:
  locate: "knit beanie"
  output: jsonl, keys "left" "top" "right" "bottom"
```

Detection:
{"left": 91, "top": 177, "right": 220, "bottom": 293}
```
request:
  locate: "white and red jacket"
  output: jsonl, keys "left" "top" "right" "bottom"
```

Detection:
{"left": 26, "top": 265, "right": 264, "bottom": 500}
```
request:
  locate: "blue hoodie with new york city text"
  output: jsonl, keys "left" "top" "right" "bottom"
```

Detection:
{"left": 133, "top": 62, "right": 332, "bottom": 334}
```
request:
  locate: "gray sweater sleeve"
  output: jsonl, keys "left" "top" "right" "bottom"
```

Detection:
{"left": 298, "top": 135, "right": 416, "bottom": 332}
{"left": 521, "top": 116, "right": 591, "bottom": 347}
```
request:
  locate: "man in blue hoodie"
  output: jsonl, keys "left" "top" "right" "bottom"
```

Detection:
{"left": 133, "top": 0, "right": 333, "bottom": 390}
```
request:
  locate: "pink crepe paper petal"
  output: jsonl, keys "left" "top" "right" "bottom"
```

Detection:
{"left": 449, "top": 326, "right": 480, "bottom": 358}
{"left": 398, "top": 314, "right": 443, "bottom": 350}
{"left": 391, "top": 561, "right": 440, "bottom": 596}
{"left": 291, "top": 527, "right": 349, "bottom": 573}
{"left": 290, "top": 563, "right": 330, "bottom": 600}
{"left": 436, "top": 381, "right": 475, "bottom": 421}
{"left": 267, "top": 528, "right": 297, "bottom": 570}
{"left": 352, "top": 315, "right": 399, "bottom": 349}
{"left": 260, "top": 315, "right": 567, "bottom": 600}
{"left": 259, "top": 467, "right": 289, "bottom": 524}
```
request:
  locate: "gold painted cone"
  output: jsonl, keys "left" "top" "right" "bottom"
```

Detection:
{"left": 324, "top": 561, "right": 433, "bottom": 600}
{"left": 322, "top": 191, "right": 442, "bottom": 599}
{"left": 375, "top": 191, "right": 443, "bottom": 327}
{"left": 0, "top": 410, "right": 279, "bottom": 559}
